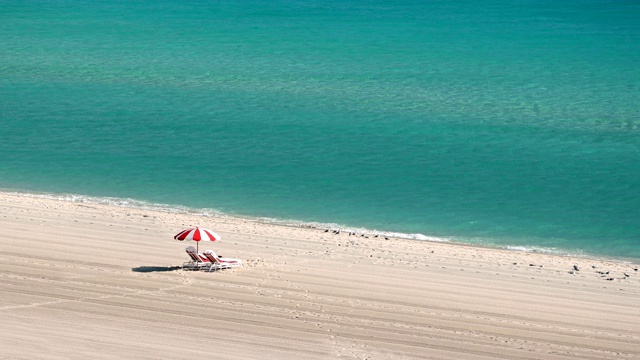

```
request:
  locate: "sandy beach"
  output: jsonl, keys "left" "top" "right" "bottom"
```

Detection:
{"left": 1, "top": 192, "right": 638, "bottom": 359}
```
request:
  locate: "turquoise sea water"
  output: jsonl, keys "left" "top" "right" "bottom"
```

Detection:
{"left": 1, "top": 0, "right": 639, "bottom": 259}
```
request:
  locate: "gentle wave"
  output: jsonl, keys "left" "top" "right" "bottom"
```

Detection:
{"left": 4, "top": 189, "right": 636, "bottom": 262}
{"left": 504, "top": 245, "right": 565, "bottom": 256}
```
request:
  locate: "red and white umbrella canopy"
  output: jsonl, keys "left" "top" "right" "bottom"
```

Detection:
{"left": 174, "top": 227, "right": 221, "bottom": 253}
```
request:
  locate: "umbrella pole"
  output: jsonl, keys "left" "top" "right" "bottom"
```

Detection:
{"left": 195, "top": 242, "right": 200, "bottom": 270}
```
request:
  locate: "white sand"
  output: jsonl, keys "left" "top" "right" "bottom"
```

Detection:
{"left": 1, "top": 192, "right": 639, "bottom": 359}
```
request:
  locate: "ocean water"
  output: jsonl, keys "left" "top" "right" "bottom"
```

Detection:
{"left": 1, "top": 0, "right": 639, "bottom": 259}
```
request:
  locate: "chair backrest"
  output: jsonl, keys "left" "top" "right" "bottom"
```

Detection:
{"left": 186, "top": 247, "right": 209, "bottom": 263}
{"left": 185, "top": 248, "right": 199, "bottom": 261}
{"left": 203, "top": 251, "right": 219, "bottom": 264}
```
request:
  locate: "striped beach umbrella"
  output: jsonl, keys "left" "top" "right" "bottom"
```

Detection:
{"left": 174, "top": 227, "right": 221, "bottom": 253}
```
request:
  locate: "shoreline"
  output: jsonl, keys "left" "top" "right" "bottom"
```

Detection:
{"left": 2, "top": 188, "right": 637, "bottom": 263}
{"left": 1, "top": 191, "right": 639, "bottom": 359}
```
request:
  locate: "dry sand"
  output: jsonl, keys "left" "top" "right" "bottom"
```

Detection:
{"left": 1, "top": 191, "right": 639, "bottom": 359}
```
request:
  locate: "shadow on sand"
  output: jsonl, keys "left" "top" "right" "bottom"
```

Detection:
{"left": 131, "top": 266, "right": 183, "bottom": 273}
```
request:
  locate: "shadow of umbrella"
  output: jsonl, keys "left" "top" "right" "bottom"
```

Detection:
{"left": 131, "top": 266, "right": 182, "bottom": 273}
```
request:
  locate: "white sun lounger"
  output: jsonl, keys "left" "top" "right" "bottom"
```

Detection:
{"left": 203, "top": 250, "right": 242, "bottom": 272}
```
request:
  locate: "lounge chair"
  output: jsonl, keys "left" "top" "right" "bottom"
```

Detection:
{"left": 183, "top": 246, "right": 212, "bottom": 270}
{"left": 203, "top": 250, "right": 243, "bottom": 272}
